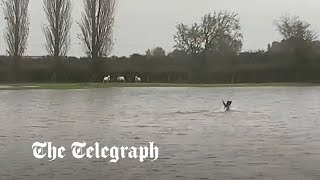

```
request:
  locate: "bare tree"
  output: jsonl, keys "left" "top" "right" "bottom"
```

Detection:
{"left": 78, "top": 0, "right": 116, "bottom": 59}
{"left": 275, "top": 14, "right": 318, "bottom": 42}
{"left": 174, "top": 11, "right": 243, "bottom": 57}
{"left": 174, "top": 23, "right": 203, "bottom": 55}
{"left": 201, "top": 11, "right": 243, "bottom": 54}
{"left": 43, "top": 0, "right": 72, "bottom": 57}
{"left": 2, "top": 0, "right": 30, "bottom": 57}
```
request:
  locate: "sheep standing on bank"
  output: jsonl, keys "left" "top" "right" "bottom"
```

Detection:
{"left": 117, "top": 76, "right": 126, "bottom": 82}
{"left": 135, "top": 76, "right": 141, "bottom": 82}
{"left": 103, "top": 75, "right": 111, "bottom": 83}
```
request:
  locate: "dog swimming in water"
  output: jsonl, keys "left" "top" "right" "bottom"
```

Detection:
{"left": 222, "top": 100, "right": 232, "bottom": 111}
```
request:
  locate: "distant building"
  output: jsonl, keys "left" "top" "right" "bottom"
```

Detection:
{"left": 268, "top": 41, "right": 284, "bottom": 53}
{"left": 268, "top": 37, "right": 320, "bottom": 54}
{"left": 24, "top": 56, "right": 46, "bottom": 59}
{"left": 311, "top": 41, "right": 320, "bottom": 54}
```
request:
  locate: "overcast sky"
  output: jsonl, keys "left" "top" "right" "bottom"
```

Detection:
{"left": 0, "top": 0, "right": 320, "bottom": 57}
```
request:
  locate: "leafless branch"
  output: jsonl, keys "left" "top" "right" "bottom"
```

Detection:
{"left": 78, "top": 0, "right": 116, "bottom": 58}
{"left": 42, "top": 0, "right": 72, "bottom": 56}
{"left": 275, "top": 14, "right": 318, "bottom": 42}
{"left": 2, "top": 0, "right": 30, "bottom": 57}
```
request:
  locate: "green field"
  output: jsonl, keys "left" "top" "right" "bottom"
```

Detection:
{"left": 0, "top": 82, "right": 318, "bottom": 90}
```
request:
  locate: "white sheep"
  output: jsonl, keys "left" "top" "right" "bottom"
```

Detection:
{"left": 135, "top": 76, "right": 141, "bottom": 82}
{"left": 103, "top": 75, "right": 111, "bottom": 83}
{"left": 117, "top": 76, "right": 126, "bottom": 82}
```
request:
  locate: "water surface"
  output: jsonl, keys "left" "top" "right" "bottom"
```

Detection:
{"left": 0, "top": 87, "right": 320, "bottom": 180}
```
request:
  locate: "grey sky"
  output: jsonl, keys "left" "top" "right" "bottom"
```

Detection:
{"left": 0, "top": 0, "right": 320, "bottom": 57}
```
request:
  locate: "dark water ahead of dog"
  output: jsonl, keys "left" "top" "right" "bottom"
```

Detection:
{"left": 0, "top": 86, "right": 320, "bottom": 180}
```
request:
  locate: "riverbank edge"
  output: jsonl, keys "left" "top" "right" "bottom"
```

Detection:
{"left": 0, "top": 82, "right": 319, "bottom": 90}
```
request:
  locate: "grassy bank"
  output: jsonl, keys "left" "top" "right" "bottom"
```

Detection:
{"left": 0, "top": 82, "right": 318, "bottom": 90}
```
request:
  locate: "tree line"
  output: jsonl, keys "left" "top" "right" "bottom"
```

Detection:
{"left": 2, "top": 0, "right": 115, "bottom": 58}
{"left": 0, "top": 0, "right": 319, "bottom": 83}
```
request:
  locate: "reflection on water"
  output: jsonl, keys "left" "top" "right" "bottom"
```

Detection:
{"left": 0, "top": 87, "right": 320, "bottom": 180}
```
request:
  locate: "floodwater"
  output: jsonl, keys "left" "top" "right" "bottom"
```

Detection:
{"left": 0, "top": 87, "right": 320, "bottom": 180}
